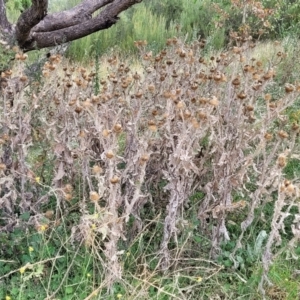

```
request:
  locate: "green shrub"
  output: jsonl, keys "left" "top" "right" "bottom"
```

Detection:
{"left": 0, "top": 43, "right": 15, "bottom": 73}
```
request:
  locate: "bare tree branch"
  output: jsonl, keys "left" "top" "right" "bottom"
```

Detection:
{"left": 15, "top": 0, "right": 48, "bottom": 46}
{"left": 0, "top": 0, "right": 12, "bottom": 32}
{"left": 33, "top": 0, "right": 114, "bottom": 32}
{"left": 13, "top": 0, "right": 142, "bottom": 52}
{"left": 25, "top": 15, "right": 115, "bottom": 51}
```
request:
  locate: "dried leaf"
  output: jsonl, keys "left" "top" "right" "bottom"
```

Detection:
{"left": 53, "top": 162, "right": 65, "bottom": 181}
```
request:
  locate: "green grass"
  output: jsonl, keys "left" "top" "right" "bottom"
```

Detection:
{"left": 0, "top": 198, "right": 299, "bottom": 299}
{"left": 67, "top": 3, "right": 178, "bottom": 61}
{"left": 1, "top": 185, "right": 299, "bottom": 300}
{"left": 0, "top": 219, "right": 100, "bottom": 299}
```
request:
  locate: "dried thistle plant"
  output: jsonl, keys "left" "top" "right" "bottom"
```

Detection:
{"left": 1, "top": 34, "right": 300, "bottom": 293}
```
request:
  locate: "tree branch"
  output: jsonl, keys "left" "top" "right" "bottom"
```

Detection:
{"left": 21, "top": 0, "right": 142, "bottom": 51}
{"left": 15, "top": 0, "right": 48, "bottom": 46}
{"left": 25, "top": 15, "right": 115, "bottom": 51}
{"left": 0, "top": 0, "right": 12, "bottom": 32}
{"left": 101, "top": 0, "right": 142, "bottom": 17}
{"left": 3, "top": 0, "right": 142, "bottom": 52}
{"left": 33, "top": 0, "right": 114, "bottom": 32}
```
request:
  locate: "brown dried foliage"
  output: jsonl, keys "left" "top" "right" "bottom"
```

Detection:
{"left": 1, "top": 37, "right": 300, "bottom": 289}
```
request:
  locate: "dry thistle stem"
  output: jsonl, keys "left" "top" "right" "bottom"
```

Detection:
{"left": 2, "top": 35, "right": 300, "bottom": 292}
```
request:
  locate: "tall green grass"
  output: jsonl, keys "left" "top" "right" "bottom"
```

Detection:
{"left": 67, "top": 0, "right": 219, "bottom": 60}
{"left": 67, "top": 3, "right": 177, "bottom": 61}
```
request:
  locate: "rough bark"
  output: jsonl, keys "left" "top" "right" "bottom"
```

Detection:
{"left": 15, "top": 0, "right": 48, "bottom": 46}
{"left": 0, "top": 0, "right": 12, "bottom": 33}
{"left": 33, "top": 0, "right": 114, "bottom": 32}
{"left": 0, "top": 0, "right": 143, "bottom": 52}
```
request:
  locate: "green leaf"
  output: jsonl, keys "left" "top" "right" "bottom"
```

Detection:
{"left": 224, "top": 259, "right": 233, "bottom": 267}
{"left": 65, "top": 286, "right": 74, "bottom": 294}
{"left": 20, "top": 212, "right": 31, "bottom": 221}
{"left": 236, "top": 255, "right": 244, "bottom": 263}
{"left": 193, "top": 235, "right": 202, "bottom": 243}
